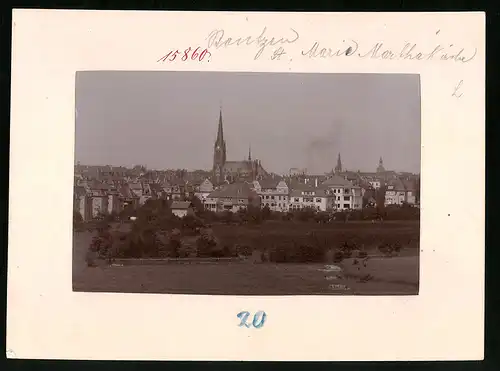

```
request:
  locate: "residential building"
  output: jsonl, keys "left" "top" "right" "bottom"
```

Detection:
{"left": 91, "top": 196, "right": 109, "bottom": 218}
{"left": 194, "top": 178, "right": 214, "bottom": 203}
{"left": 320, "top": 175, "right": 363, "bottom": 210}
{"left": 288, "top": 187, "right": 335, "bottom": 212}
{"left": 205, "top": 182, "right": 261, "bottom": 213}
{"left": 163, "top": 178, "right": 186, "bottom": 200}
{"left": 385, "top": 178, "right": 418, "bottom": 206}
{"left": 252, "top": 178, "right": 289, "bottom": 212}
{"left": 384, "top": 179, "right": 407, "bottom": 205}
{"left": 74, "top": 186, "right": 92, "bottom": 221}
{"left": 171, "top": 201, "right": 195, "bottom": 218}
{"left": 402, "top": 179, "right": 417, "bottom": 205}
{"left": 119, "top": 183, "right": 140, "bottom": 210}
{"left": 107, "top": 192, "right": 122, "bottom": 215}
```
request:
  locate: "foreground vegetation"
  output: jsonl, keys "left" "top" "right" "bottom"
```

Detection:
{"left": 75, "top": 197, "right": 420, "bottom": 265}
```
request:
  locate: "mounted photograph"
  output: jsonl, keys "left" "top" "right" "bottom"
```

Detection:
{"left": 73, "top": 71, "right": 421, "bottom": 295}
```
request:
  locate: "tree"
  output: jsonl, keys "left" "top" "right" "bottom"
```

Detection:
{"left": 375, "top": 186, "right": 387, "bottom": 209}
{"left": 246, "top": 205, "right": 263, "bottom": 224}
{"left": 262, "top": 205, "right": 271, "bottom": 220}
{"left": 73, "top": 210, "right": 83, "bottom": 224}
{"left": 182, "top": 214, "right": 205, "bottom": 232}
{"left": 221, "top": 210, "right": 233, "bottom": 224}
{"left": 190, "top": 195, "right": 205, "bottom": 215}
{"left": 196, "top": 228, "right": 219, "bottom": 257}
{"left": 119, "top": 203, "right": 136, "bottom": 220}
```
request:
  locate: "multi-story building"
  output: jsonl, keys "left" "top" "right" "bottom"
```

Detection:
{"left": 162, "top": 178, "right": 186, "bottom": 200}
{"left": 252, "top": 178, "right": 289, "bottom": 212}
{"left": 205, "top": 182, "right": 261, "bottom": 213}
{"left": 194, "top": 178, "right": 214, "bottom": 203}
{"left": 385, "top": 178, "right": 418, "bottom": 206}
{"left": 320, "top": 175, "right": 363, "bottom": 210}
{"left": 288, "top": 187, "right": 335, "bottom": 212}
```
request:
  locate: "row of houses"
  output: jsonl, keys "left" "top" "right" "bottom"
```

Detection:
{"left": 74, "top": 170, "right": 418, "bottom": 221}
{"left": 197, "top": 176, "right": 364, "bottom": 214}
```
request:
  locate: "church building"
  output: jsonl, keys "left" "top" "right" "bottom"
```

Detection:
{"left": 212, "top": 108, "right": 267, "bottom": 184}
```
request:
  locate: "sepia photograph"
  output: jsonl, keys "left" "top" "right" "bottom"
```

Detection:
{"left": 73, "top": 71, "right": 421, "bottom": 295}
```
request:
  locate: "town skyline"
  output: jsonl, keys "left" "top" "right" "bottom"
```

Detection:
{"left": 75, "top": 72, "right": 421, "bottom": 174}
{"left": 73, "top": 158, "right": 420, "bottom": 177}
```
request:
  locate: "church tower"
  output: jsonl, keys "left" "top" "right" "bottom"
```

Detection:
{"left": 377, "top": 156, "right": 385, "bottom": 173}
{"left": 213, "top": 107, "right": 227, "bottom": 184}
{"left": 334, "top": 153, "right": 343, "bottom": 174}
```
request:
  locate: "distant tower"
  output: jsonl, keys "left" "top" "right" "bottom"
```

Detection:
{"left": 248, "top": 144, "right": 252, "bottom": 161}
{"left": 377, "top": 156, "right": 385, "bottom": 173}
{"left": 213, "top": 106, "right": 227, "bottom": 184}
{"left": 335, "top": 153, "right": 343, "bottom": 174}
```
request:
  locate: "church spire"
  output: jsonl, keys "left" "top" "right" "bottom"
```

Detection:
{"left": 248, "top": 144, "right": 252, "bottom": 161}
{"left": 216, "top": 105, "right": 224, "bottom": 143}
{"left": 213, "top": 104, "right": 227, "bottom": 184}
{"left": 335, "top": 153, "right": 342, "bottom": 173}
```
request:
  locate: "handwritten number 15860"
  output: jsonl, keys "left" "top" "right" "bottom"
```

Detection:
{"left": 157, "top": 47, "right": 211, "bottom": 63}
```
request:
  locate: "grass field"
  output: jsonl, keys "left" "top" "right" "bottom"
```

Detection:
{"left": 211, "top": 220, "right": 420, "bottom": 252}
{"left": 73, "top": 220, "right": 419, "bottom": 295}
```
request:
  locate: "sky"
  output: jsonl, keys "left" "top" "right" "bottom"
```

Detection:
{"left": 75, "top": 72, "right": 421, "bottom": 175}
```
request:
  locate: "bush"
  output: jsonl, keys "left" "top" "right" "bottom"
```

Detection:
{"left": 294, "top": 208, "right": 316, "bottom": 222}
{"left": 358, "top": 250, "right": 368, "bottom": 258}
{"left": 333, "top": 251, "right": 344, "bottom": 263}
{"left": 267, "top": 243, "right": 325, "bottom": 263}
{"left": 196, "top": 228, "right": 219, "bottom": 257}
{"left": 268, "top": 245, "right": 289, "bottom": 263}
{"left": 297, "top": 244, "right": 324, "bottom": 263}
{"left": 235, "top": 244, "right": 253, "bottom": 256}
{"left": 182, "top": 214, "right": 205, "bottom": 233}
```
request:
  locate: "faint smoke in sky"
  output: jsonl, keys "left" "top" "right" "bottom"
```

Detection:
{"left": 305, "top": 120, "right": 344, "bottom": 174}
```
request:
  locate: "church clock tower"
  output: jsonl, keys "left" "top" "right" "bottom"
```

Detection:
{"left": 213, "top": 107, "right": 227, "bottom": 184}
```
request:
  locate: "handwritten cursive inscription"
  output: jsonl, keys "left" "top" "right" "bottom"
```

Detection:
{"left": 206, "top": 27, "right": 299, "bottom": 60}
{"left": 359, "top": 42, "right": 477, "bottom": 63}
{"left": 301, "top": 40, "right": 359, "bottom": 58}
{"left": 301, "top": 40, "right": 476, "bottom": 64}
{"left": 452, "top": 80, "right": 464, "bottom": 98}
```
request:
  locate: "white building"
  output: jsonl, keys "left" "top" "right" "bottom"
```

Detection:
{"left": 194, "top": 178, "right": 214, "bottom": 203}
{"left": 170, "top": 201, "right": 194, "bottom": 218}
{"left": 368, "top": 180, "right": 382, "bottom": 189}
{"left": 205, "top": 182, "right": 261, "bottom": 213}
{"left": 288, "top": 188, "right": 335, "bottom": 212}
{"left": 252, "top": 178, "right": 289, "bottom": 212}
{"left": 385, "top": 178, "right": 418, "bottom": 206}
{"left": 320, "top": 175, "right": 363, "bottom": 210}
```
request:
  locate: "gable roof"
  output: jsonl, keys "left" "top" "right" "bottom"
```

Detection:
{"left": 387, "top": 178, "right": 406, "bottom": 191}
{"left": 402, "top": 179, "right": 417, "bottom": 192}
{"left": 223, "top": 161, "right": 253, "bottom": 173}
{"left": 171, "top": 201, "right": 193, "bottom": 210}
{"left": 119, "top": 184, "right": 138, "bottom": 199}
{"left": 321, "top": 175, "right": 353, "bottom": 187}
{"left": 149, "top": 183, "right": 164, "bottom": 192}
{"left": 207, "top": 182, "right": 256, "bottom": 199}
{"left": 74, "top": 186, "right": 88, "bottom": 198}
{"left": 257, "top": 178, "right": 281, "bottom": 189}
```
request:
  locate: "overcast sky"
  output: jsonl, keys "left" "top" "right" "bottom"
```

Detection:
{"left": 75, "top": 72, "right": 421, "bottom": 175}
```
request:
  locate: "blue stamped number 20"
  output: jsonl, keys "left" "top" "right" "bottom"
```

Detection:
{"left": 237, "top": 311, "right": 267, "bottom": 329}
